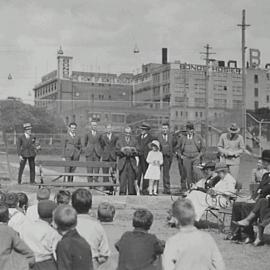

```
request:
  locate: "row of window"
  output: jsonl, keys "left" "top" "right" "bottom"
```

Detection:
{"left": 35, "top": 82, "right": 57, "bottom": 98}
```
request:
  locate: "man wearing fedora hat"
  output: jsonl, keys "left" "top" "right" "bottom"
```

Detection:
{"left": 157, "top": 123, "right": 174, "bottom": 194}
{"left": 177, "top": 122, "right": 205, "bottom": 190}
{"left": 17, "top": 123, "right": 40, "bottom": 184}
{"left": 136, "top": 122, "right": 154, "bottom": 194}
{"left": 217, "top": 123, "right": 245, "bottom": 181}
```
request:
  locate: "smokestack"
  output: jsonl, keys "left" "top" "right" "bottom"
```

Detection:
{"left": 162, "top": 48, "right": 168, "bottom": 64}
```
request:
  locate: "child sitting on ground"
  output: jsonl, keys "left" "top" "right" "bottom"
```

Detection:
{"left": 97, "top": 202, "right": 116, "bottom": 223}
{"left": 144, "top": 140, "right": 163, "bottom": 195}
{"left": 163, "top": 198, "right": 225, "bottom": 270}
{"left": 115, "top": 208, "right": 164, "bottom": 270}
{"left": 54, "top": 205, "right": 93, "bottom": 270}
{"left": 0, "top": 204, "right": 35, "bottom": 270}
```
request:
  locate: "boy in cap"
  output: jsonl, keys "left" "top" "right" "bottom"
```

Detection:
{"left": 54, "top": 205, "right": 93, "bottom": 270}
{"left": 26, "top": 187, "right": 50, "bottom": 222}
{"left": 71, "top": 188, "right": 110, "bottom": 269}
{"left": 17, "top": 123, "right": 41, "bottom": 184}
{"left": 163, "top": 199, "right": 225, "bottom": 270}
{"left": 20, "top": 200, "right": 61, "bottom": 270}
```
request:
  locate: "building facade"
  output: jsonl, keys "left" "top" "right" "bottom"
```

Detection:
{"left": 33, "top": 49, "right": 133, "bottom": 130}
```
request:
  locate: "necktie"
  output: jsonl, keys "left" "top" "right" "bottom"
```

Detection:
{"left": 163, "top": 135, "right": 167, "bottom": 142}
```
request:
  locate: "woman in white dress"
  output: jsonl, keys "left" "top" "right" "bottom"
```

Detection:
{"left": 186, "top": 162, "right": 236, "bottom": 221}
{"left": 144, "top": 140, "right": 163, "bottom": 195}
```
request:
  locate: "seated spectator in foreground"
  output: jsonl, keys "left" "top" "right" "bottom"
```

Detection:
{"left": 26, "top": 188, "right": 51, "bottom": 222}
{"left": 163, "top": 199, "right": 225, "bottom": 270}
{"left": 55, "top": 190, "right": 71, "bottom": 205}
{"left": 54, "top": 205, "right": 93, "bottom": 270}
{"left": 186, "top": 162, "right": 236, "bottom": 221}
{"left": 232, "top": 197, "right": 270, "bottom": 246}
{"left": 71, "top": 189, "right": 110, "bottom": 268}
{"left": 0, "top": 204, "right": 35, "bottom": 270}
{"left": 97, "top": 202, "right": 116, "bottom": 223}
{"left": 6, "top": 192, "right": 29, "bottom": 234}
{"left": 191, "top": 161, "right": 220, "bottom": 192}
{"left": 225, "top": 150, "right": 270, "bottom": 242}
{"left": 17, "top": 192, "right": 29, "bottom": 214}
{"left": 115, "top": 208, "right": 164, "bottom": 270}
{"left": 20, "top": 200, "right": 61, "bottom": 270}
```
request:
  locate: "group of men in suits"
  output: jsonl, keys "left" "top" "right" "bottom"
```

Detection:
{"left": 16, "top": 120, "right": 205, "bottom": 194}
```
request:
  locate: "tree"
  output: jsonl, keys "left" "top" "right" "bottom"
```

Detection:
{"left": 0, "top": 100, "right": 65, "bottom": 133}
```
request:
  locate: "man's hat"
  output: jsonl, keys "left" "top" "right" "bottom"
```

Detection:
{"left": 38, "top": 200, "right": 57, "bottom": 219}
{"left": 140, "top": 122, "right": 151, "bottom": 130}
{"left": 202, "top": 161, "right": 216, "bottom": 170}
{"left": 261, "top": 150, "right": 270, "bottom": 162}
{"left": 186, "top": 122, "right": 194, "bottom": 130}
{"left": 215, "top": 162, "right": 228, "bottom": 172}
{"left": 23, "top": 123, "right": 32, "bottom": 130}
{"left": 228, "top": 123, "right": 240, "bottom": 134}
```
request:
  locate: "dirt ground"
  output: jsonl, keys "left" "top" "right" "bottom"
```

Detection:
{"left": 0, "top": 154, "right": 270, "bottom": 270}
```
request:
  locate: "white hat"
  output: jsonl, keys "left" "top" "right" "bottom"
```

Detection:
{"left": 150, "top": 140, "right": 160, "bottom": 150}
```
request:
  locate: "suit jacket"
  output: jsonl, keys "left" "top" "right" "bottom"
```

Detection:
{"left": 100, "top": 133, "right": 118, "bottom": 161}
{"left": 157, "top": 133, "right": 174, "bottom": 157}
{"left": 84, "top": 131, "right": 102, "bottom": 158}
{"left": 62, "top": 133, "right": 82, "bottom": 159}
{"left": 16, "top": 134, "right": 39, "bottom": 158}
{"left": 116, "top": 135, "right": 138, "bottom": 173}
{"left": 136, "top": 133, "right": 154, "bottom": 159}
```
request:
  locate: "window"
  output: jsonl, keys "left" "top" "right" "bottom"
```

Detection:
{"left": 254, "top": 101, "right": 259, "bottom": 110}
{"left": 223, "top": 86, "right": 227, "bottom": 91}
{"left": 254, "top": 88, "right": 259, "bottom": 97}
{"left": 200, "top": 112, "right": 203, "bottom": 117}
{"left": 195, "top": 112, "right": 198, "bottom": 117}
{"left": 254, "top": 74, "right": 259, "bottom": 83}
{"left": 267, "top": 95, "right": 270, "bottom": 103}
{"left": 175, "top": 111, "right": 178, "bottom": 117}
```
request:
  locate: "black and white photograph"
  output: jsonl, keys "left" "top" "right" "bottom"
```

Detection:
{"left": 0, "top": 0, "right": 269, "bottom": 269}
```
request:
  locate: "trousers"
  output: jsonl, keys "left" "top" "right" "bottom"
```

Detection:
{"left": 18, "top": 156, "right": 35, "bottom": 184}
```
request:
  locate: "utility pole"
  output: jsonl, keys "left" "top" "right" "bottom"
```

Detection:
{"left": 200, "top": 44, "right": 215, "bottom": 148}
{"left": 238, "top": 9, "right": 250, "bottom": 145}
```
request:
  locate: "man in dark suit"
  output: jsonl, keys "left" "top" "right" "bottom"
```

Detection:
{"left": 62, "top": 122, "right": 82, "bottom": 182}
{"left": 100, "top": 123, "right": 118, "bottom": 188}
{"left": 157, "top": 123, "right": 174, "bottom": 194}
{"left": 17, "top": 123, "right": 41, "bottom": 184}
{"left": 136, "top": 122, "right": 154, "bottom": 194}
{"left": 116, "top": 126, "right": 138, "bottom": 195}
{"left": 84, "top": 120, "right": 102, "bottom": 182}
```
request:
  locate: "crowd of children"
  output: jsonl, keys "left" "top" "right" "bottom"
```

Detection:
{"left": 0, "top": 187, "right": 225, "bottom": 270}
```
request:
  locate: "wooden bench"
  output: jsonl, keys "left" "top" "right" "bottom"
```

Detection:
{"left": 35, "top": 160, "right": 119, "bottom": 194}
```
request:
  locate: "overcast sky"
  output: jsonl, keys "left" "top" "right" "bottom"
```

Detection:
{"left": 0, "top": 0, "right": 270, "bottom": 102}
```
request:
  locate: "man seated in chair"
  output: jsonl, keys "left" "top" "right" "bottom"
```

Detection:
{"left": 186, "top": 162, "right": 236, "bottom": 222}
{"left": 225, "top": 149, "right": 270, "bottom": 243}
